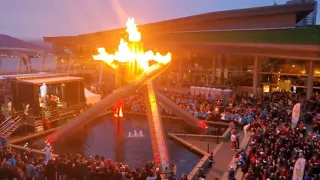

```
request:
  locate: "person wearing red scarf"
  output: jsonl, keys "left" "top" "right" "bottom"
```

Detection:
{"left": 280, "top": 168, "right": 288, "bottom": 178}
{"left": 250, "top": 154, "right": 256, "bottom": 164}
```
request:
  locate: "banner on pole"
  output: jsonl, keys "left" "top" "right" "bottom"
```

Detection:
{"left": 292, "top": 157, "right": 306, "bottom": 180}
{"left": 291, "top": 103, "right": 301, "bottom": 127}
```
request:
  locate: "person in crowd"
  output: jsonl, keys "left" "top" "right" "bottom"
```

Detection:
{"left": 227, "top": 166, "right": 236, "bottom": 180}
{"left": 243, "top": 123, "right": 251, "bottom": 137}
{"left": 208, "top": 152, "right": 213, "bottom": 168}
{"left": 34, "top": 160, "right": 44, "bottom": 180}
{"left": 8, "top": 153, "right": 16, "bottom": 166}
{"left": 230, "top": 129, "right": 238, "bottom": 150}
{"left": 25, "top": 160, "right": 35, "bottom": 180}
{"left": 0, "top": 136, "right": 7, "bottom": 153}
{"left": 41, "top": 142, "right": 53, "bottom": 164}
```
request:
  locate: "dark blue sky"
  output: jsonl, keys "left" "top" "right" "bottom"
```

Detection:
{"left": 0, "top": 0, "right": 318, "bottom": 40}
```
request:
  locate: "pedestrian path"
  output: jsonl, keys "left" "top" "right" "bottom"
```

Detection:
{"left": 220, "top": 131, "right": 250, "bottom": 180}
{"left": 205, "top": 131, "right": 245, "bottom": 180}
{"left": 179, "top": 137, "right": 219, "bottom": 154}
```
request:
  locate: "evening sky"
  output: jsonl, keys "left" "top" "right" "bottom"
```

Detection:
{"left": 0, "top": 0, "right": 318, "bottom": 40}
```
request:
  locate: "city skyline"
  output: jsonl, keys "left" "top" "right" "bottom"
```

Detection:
{"left": 0, "top": 0, "right": 319, "bottom": 40}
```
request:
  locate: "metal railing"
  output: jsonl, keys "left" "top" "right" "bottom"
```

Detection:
{"left": 0, "top": 116, "right": 21, "bottom": 137}
{"left": 1, "top": 118, "right": 21, "bottom": 136}
{"left": 0, "top": 116, "right": 19, "bottom": 132}
{"left": 0, "top": 116, "right": 13, "bottom": 130}
{"left": 39, "top": 103, "right": 86, "bottom": 122}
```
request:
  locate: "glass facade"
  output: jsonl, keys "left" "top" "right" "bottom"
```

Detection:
{"left": 171, "top": 53, "right": 320, "bottom": 94}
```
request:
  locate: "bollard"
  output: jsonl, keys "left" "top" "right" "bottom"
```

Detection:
{"left": 207, "top": 143, "right": 209, "bottom": 153}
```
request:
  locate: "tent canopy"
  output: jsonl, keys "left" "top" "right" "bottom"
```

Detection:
{"left": 84, "top": 88, "right": 101, "bottom": 104}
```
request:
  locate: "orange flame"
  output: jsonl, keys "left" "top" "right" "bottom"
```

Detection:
{"left": 92, "top": 17, "right": 171, "bottom": 71}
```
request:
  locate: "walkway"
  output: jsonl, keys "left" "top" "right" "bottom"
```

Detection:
{"left": 205, "top": 131, "right": 245, "bottom": 180}
{"left": 179, "top": 137, "right": 219, "bottom": 154}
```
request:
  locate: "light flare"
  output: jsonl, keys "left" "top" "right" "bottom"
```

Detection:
{"left": 126, "top": 17, "right": 141, "bottom": 42}
{"left": 92, "top": 17, "right": 171, "bottom": 72}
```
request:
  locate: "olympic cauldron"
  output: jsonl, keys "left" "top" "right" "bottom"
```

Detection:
{"left": 48, "top": 18, "right": 207, "bottom": 173}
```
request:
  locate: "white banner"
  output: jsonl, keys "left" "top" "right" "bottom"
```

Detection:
{"left": 292, "top": 158, "right": 306, "bottom": 180}
{"left": 291, "top": 103, "right": 301, "bottom": 126}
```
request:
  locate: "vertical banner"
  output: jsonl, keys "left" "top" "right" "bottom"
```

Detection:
{"left": 292, "top": 158, "right": 306, "bottom": 180}
{"left": 291, "top": 103, "right": 301, "bottom": 128}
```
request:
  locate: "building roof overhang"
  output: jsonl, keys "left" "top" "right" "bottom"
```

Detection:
{"left": 43, "top": 2, "right": 316, "bottom": 44}
{"left": 152, "top": 42, "right": 320, "bottom": 61}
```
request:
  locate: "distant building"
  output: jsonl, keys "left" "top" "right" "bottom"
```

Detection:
{"left": 287, "top": 0, "right": 317, "bottom": 26}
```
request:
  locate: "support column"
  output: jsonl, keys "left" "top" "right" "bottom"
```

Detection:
{"left": 177, "top": 58, "right": 183, "bottom": 85}
{"left": 67, "top": 55, "right": 72, "bottom": 76}
{"left": 17, "top": 57, "right": 22, "bottom": 74}
{"left": 220, "top": 55, "right": 225, "bottom": 85}
{"left": 211, "top": 55, "right": 216, "bottom": 84}
{"left": 41, "top": 55, "right": 47, "bottom": 72}
{"left": 77, "top": 81, "right": 81, "bottom": 103}
{"left": 98, "top": 61, "right": 104, "bottom": 90}
{"left": 307, "top": 60, "right": 314, "bottom": 99}
{"left": 253, "top": 56, "right": 259, "bottom": 95}
{"left": 61, "top": 83, "right": 66, "bottom": 103}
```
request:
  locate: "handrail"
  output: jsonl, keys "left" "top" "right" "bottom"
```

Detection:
{"left": 1, "top": 117, "right": 21, "bottom": 135}
{"left": 0, "top": 117, "right": 20, "bottom": 133}
{"left": 0, "top": 116, "right": 20, "bottom": 132}
{"left": 0, "top": 116, "right": 17, "bottom": 132}
{"left": 0, "top": 116, "right": 12, "bottom": 129}
{"left": 40, "top": 104, "right": 85, "bottom": 120}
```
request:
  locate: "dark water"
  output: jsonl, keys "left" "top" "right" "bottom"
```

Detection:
{"left": 22, "top": 116, "right": 201, "bottom": 177}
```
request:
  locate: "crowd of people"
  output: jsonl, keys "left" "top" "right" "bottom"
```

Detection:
{"left": 125, "top": 89, "right": 320, "bottom": 126}
{"left": 0, "top": 145, "right": 174, "bottom": 180}
{"left": 0, "top": 100, "right": 176, "bottom": 180}
{"left": 230, "top": 93, "right": 320, "bottom": 180}
{"left": 125, "top": 89, "right": 320, "bottom": 179}
{"left": 124, "top": 90, "right": 228, "bottom": 120}
{"left": 1, "top": 86, "right": 320, "bottom": 179}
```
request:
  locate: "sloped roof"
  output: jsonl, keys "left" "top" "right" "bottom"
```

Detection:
{"left": 150, "top": 26, "right": 320, "bottom": 45}
{"left": 20, "top": 76, "right": 83, "bottom": 84}
{"left": 43, "top": 1, "right": 316, "bottom": 43}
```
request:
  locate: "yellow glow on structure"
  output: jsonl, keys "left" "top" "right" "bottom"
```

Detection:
{"left": 126, "top": 17, "right": 141, "bottom": 42}
{"left": 92, "top": 17, "right": 171, "bottom": 72}
{"left": 263, "top": 85, "right": 270, "bottom": 93}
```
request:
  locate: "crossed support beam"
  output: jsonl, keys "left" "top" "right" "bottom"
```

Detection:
{"left": 109, "top": 62, "right": 206, "bottom": 172}
{"left": 15, "top": 52, "right": 48, "bottom": 74}
{"left": 144, "top": 83, "right": 170, "bottom": 171}
{"left": 50, "top": 62, "right": 206, "bottom": 175}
